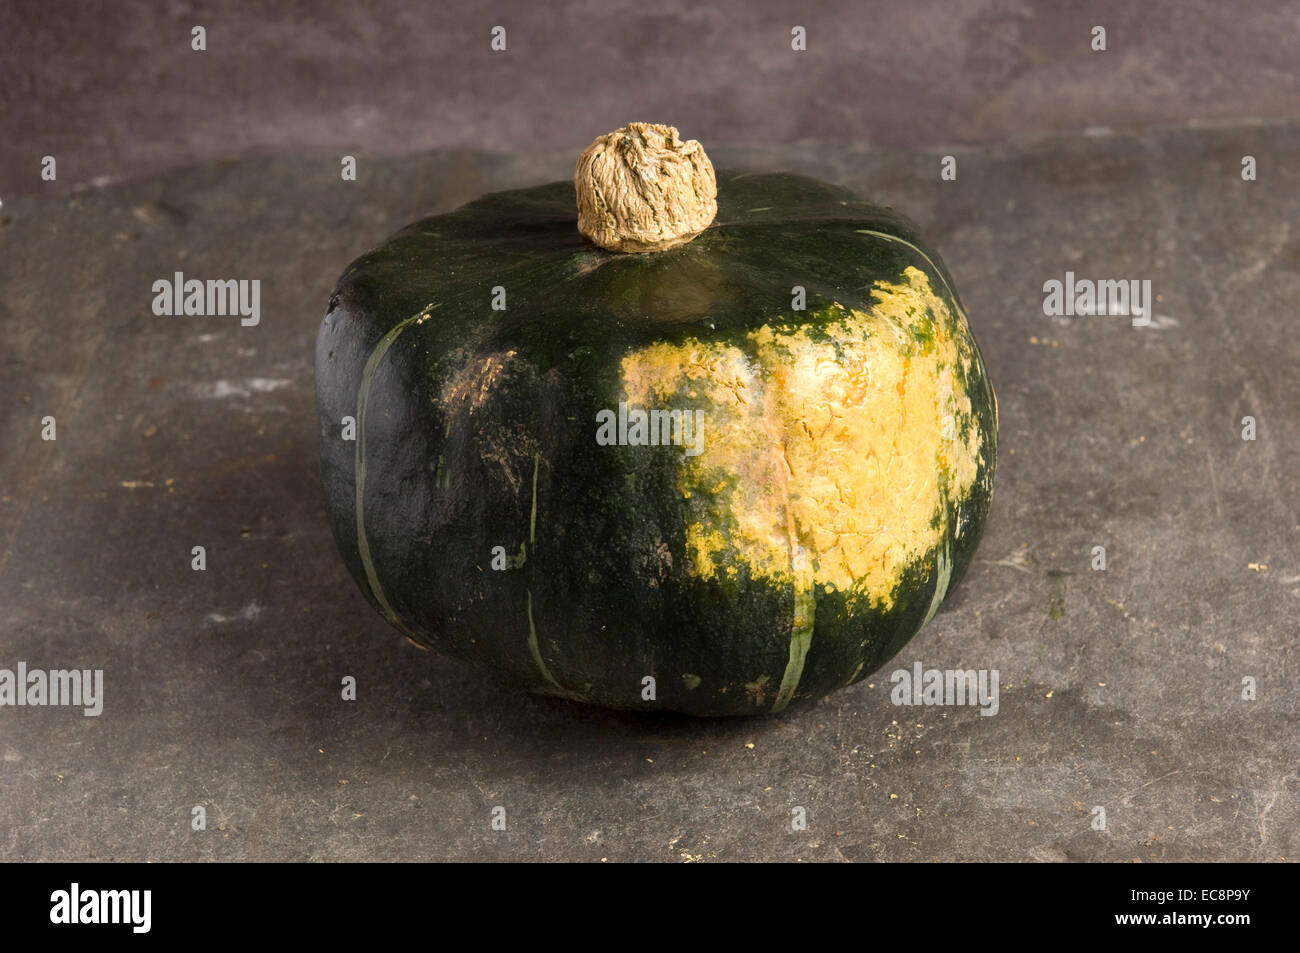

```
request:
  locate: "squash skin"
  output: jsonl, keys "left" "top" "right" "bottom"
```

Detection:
{"left": 316, "top": 171, "right": 997, "bottom": 716}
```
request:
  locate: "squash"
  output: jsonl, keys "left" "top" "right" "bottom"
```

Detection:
{"left": 315, "top": 124, "right": 997, "bottom": 716}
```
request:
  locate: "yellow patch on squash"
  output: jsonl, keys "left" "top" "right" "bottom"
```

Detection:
{"left": 621, "top": 266, "right": 984, "bottom": 609}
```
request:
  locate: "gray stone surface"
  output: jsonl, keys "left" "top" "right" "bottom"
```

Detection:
{"left": 5, "top": 0, "right": 1300, "bottom": 199}
{"left": 1, "top": 123, "right": 1297, "bottom": 861}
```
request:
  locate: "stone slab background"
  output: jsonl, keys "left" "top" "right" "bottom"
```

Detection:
{"left": 3, "top": 0, "right": 1300, "bottom": 197}
{"left": 0, "top": 1, "right": 1296, "bottom": 862}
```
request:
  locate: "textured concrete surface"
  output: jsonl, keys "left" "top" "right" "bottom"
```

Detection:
{"left": 1, "top": 123, "right": 1298, "bottom": 861}
{"left": 4, "top": 0, "right": 1300, "bottom": 198}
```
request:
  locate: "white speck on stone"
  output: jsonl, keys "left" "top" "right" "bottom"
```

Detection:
{"left": 207, "top": 602, "right": 263, "bottom": 624}
{"left": 194, "top": 378, "right": 291, "bottom": 398}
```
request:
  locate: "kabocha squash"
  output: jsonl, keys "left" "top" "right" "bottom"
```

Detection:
{"left": 316, "top": 123, "right": 997, "bottom": 717}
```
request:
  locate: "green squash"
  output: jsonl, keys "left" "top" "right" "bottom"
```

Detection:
{"left": 316, "top": 137, "right": 997, "bottom": 717}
